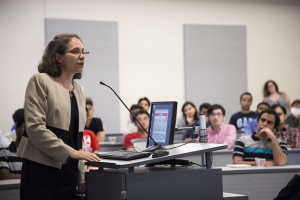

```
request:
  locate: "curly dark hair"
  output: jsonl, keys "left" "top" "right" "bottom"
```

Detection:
{"left": 38, "top": 33, "right": 82, "bottom": 79}
{"left": 263, "top": 80, "right": 279, "bottom": 97}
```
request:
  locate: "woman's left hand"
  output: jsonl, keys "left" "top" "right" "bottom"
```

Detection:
{"left": 76, "top": 183, "right": 85, "bottom": 194}
{"left": 70, "top": 150, "right": 101, "bottom": 161}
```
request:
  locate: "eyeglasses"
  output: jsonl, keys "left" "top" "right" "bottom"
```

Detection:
{"left": 260, "top": 118, "right": 274, "bottom": 126}
{"left": 65, "top": 49, "right": 89, "bottom": 56}
{"left": 136, "top": 117, "right": 149, "bottom": 122}
{"left": 209, "top": 113, "right": 223, "bottom": 117}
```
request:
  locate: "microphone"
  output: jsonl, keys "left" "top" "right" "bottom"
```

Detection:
{"left": 100, "top": 82, "right": 166, "bottom": 153}
{"left": 198, "top": 114, "right": 208, "bottom": 143}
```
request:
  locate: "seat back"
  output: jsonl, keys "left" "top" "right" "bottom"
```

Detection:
{"left": 131, "top": 138, "right": 147, "bottom": 151}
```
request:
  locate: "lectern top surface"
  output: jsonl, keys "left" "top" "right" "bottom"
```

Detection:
{"left": 86, "top": 143, "right": 227, "bottom": 169}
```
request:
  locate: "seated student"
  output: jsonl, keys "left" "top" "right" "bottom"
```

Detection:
{"left": 0, "top": 108, "right": 24, "bottom": 148}
{"left": 83, "top": 107, "right": 100, "bottom": 153}
{"left": 204, "top": 104, "right": 236, "bottom": 150}
{"left": 177, "top": 102, "right": 199, "bottom": 141}
{"left": 123, "top": 105, "right": 143, "bottom": 135}
{"left": 138, "top": 97, "right": 150, "bottom": 111}
{"left": 183, "top": 103, "right": 211, "bottom": 141}
{"left": 0, "top": 116, "right": 24, "bottom": 180}
{"left": 244, "top": 102, "right": 270, "bottom": 135}
{"left": 233, "top": 109, "right": 288, "bottom": 166}
{"left": 199, "top": 103, "right": 211, "bottom": 127}
{"left": 285, "top": 100, "right": 300, "bottom": 128}
{"left": 177, "top": 102, "right": 198, "bottom": 128}
{"left": 123, "top": 110, "right": 149, "bottom": 151}
{"left": 85, "top": 98, "right": 105, "bottom": 142}
{"left": 229, "top": 92, "right": 257, "bottom": 131}
{"left": 10, "top": 108, "right": 24, "bottom": 132}
{"left": 271, "top": 104, "right": 299, "bottom": 149}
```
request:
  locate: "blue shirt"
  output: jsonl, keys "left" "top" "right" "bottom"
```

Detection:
{"left": 11, "top": 124, "right": 16, "bottom": 131}
{"left": 229, "top": 111, "right": 257, "bottom": 130}
{"left": 244, "top": 118, "right": 257, "bottom": 135}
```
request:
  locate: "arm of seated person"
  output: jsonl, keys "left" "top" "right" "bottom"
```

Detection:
{"left": 96, "top": 131, "right": 105, "bottom": 142}
{"left": 262, "top": 127, "right": 287, "bottom": 166}
{"left": 126, "top": 146, "right": 134, "bottom": 151}
{"left": 233, "top": 156, "right": 256, "bottom": 166}
{"left": 0, "top": 168, "right": 21, "bottom": 180}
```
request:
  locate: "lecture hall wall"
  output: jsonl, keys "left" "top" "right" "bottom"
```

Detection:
{"left": 0, "top": 0, "right": 299, "bottom": 133}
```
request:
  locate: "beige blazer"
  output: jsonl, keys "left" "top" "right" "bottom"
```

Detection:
{"left": 17, "top": 73, "right": 87, "bottom": 184}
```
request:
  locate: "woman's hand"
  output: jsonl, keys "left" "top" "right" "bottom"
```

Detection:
{"left": 70, "top": 150, "right": 101, "bottom": 162}
{"left": 76, "top": 183, "right": 85, "bottom": 194}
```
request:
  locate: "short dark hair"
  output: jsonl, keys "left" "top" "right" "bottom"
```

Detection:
{"left": 270, "top": 104, "right": 287, "bottom": 115}
{"left": 181, "top": 102, "right": 199, "bottom": 125}
{"left": 85, "top": 107, "right": 89, "bottom": 115}
{"left": 130, "top": 104, "right": 143, "bottom": 111}
{"left": 86, "top": 99, "right": 93, "bottom": 107}
{"left": 12, "top": 108, "right": 24, "bottom": 123}
{"left": 257, "top": 109, "right": 280, "bottom": 130}
{"left": 257, "top": 102, "right": 270, "bottom": 109}
{"left": 16, "top": 115, "right": 25, "bottom": 128}
{"left": 292, "top": 100, "right": 300, "bottom": 107}
{"left": 133, "top": 110, "right": 150, "bottom": 123}
{"left": 263, "top": 80, "right": 279, "bottom": 97}
{"left": 138, "top": 97, "right": 150, "bottom": 107}
{"left": 207, "top": 104, "right": 226, "bottom": 116}
{"left": 38, "top": 34, "right": 83, "bottom": 80}
{"left": 199, "top": 103, "right": 211, "bottom": 112}
{"left": 240, "top": 92, "right": 252, "bottom": 101}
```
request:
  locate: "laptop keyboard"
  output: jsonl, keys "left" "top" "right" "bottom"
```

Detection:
{"left": 96, "top": 150, "right": 152, "bottom": 161}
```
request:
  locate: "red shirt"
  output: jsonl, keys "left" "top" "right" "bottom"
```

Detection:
{"left": 123, "top": 132, "right": 147, "bottom": 150}
{"left": 83, "top": 129, "right": 100, "bottom": 152}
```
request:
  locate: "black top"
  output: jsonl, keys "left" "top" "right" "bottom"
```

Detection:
{"left": 69, "top": 95, "right": 79, "bottom": 150}
{"left": 229, "top": 111, "right": 257, "bottom": 130}
{"left": 85, "top": 117, "right": 104, "bottom": 136}
{"left": 59, "top": 95, "right": 79, "bottom": 195}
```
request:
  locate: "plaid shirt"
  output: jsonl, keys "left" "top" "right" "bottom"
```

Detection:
{"left": 274, "top": 124, "right": 300, "bottom": 148}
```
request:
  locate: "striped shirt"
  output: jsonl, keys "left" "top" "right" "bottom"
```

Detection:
{"left": 233, "top": 133, "right": 288, "bottom": 161}
{"left": 0, "top": 142, "right": 22, "bottom": 174}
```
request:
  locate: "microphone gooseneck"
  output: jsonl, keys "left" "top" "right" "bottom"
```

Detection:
{"left": 99, "top": 81, "right": 161, "bottom": 150}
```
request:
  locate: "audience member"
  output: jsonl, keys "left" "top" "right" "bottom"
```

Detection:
{"left": 0, "top": 116, "right": 24, "bottom": 180}
{"left": 183, "top": 103, "right": 211, "bottom": 141}
{"left": 271, "top": 104, "right": 299, "bottom": 149}
{"left": 203, "top": 104, "right": 236, "bottom": 150}
{"left": 285, "top": 100, "right": 300, "bottom": 128}
{"left": 233, "top": 109, "right": 287, "bottom": 166}
{"left": 85, "top": 98, "right": 105, "bottom": 142}
{"left": 0, "top": 108, "right": 24, "bottom": 148}
{"left": 138, "top": 97, "right": 150, "bottom": 111}
{"left": 11, "top": 109, "right": 24, "bottom": 132}
{"left": 263, "top": 80, "right": 291, "bottom": 114}
{"left": 123, "top": 105, "right": 143, "bottom": 135}
{"left": 229, "top": 92, "right": 256, "bottom": 131}
{"left": 244, "top": 102, "right": 270, "bottom": 135}
{"left": 199, "top": 103, "right": 211, "bottom": 126}
{"left": 123, "top": 110, "right": 149, "bottom": 151}
{"left": 177, "top": 102, "right": 198, "bottom": 128}
{"left": 83, "top": 108, "right": 100, "bottom": 153}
